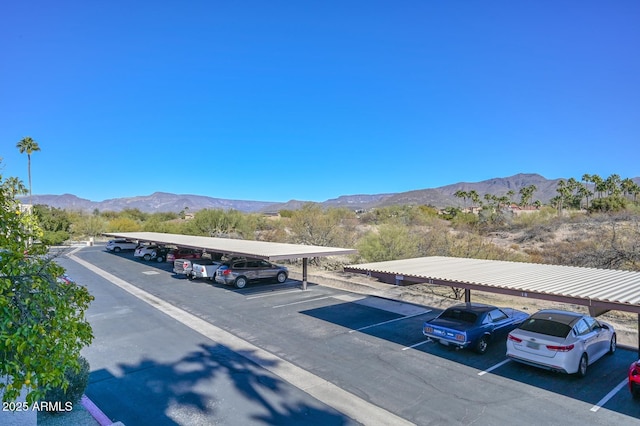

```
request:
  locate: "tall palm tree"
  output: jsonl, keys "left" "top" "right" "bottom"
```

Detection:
{"left": 16, "top": 136, "right": 41, "bottom": 206}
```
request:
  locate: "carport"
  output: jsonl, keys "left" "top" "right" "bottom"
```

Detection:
{"left": 344, "top": 256, "right": 640, "bottom": 355}
{"left": 103, "top": 231, "right": 357, "bottom": 290}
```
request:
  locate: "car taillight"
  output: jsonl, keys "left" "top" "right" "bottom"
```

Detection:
{"left": 631, "top": 363, "right": 640, "bottom": 376}
{"left": 183, "top": 261, "right": 189, "bottom": 268}
{"left": 507, "top": 334, "right": 522, "bottom": 343}
{"left": 546, "top": 344, "right": 574, "bottom": 352}
{"left": 222, "top": 269, "right": 231, "bottom": 275}
{"left": 424, "top": 326, "right": 433, "bottom": 333}
{"left": 455, "top": 334, "right": 465, "bottom": 342}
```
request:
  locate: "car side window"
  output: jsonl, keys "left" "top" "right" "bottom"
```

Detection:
{"left": 574, "top": 319, "right": 590, "bottom": 336}
{"left": 583, "top": 316, "right": 600, "bottom": 331}
{"left": 488, "top": 309, "right": 508, "bottom": 322}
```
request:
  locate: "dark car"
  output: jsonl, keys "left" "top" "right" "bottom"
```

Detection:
{"left": 166, "top": 248, "right": 202, "bottom": 263}
{"left": 214, "top": 258, "right": 288, "bottom": 289}
{"left": 423, "top": 303, "right": 529, "bottom": 354}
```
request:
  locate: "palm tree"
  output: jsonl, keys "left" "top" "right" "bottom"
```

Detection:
{"left": 16, "top": 136, "right": 41, "bottom": 206}
{"left": 454, "top": 190, "right": 468, "bottom": 207}
{"left": 1, "top": 177, "right": 28, "bottom": 198}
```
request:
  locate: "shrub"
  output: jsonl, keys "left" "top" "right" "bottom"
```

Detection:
{"left": 40, "top": 230, "right": 70, "bottom": 245}
{"left": 42, "top": 356, "right": 90, "bottom": 410}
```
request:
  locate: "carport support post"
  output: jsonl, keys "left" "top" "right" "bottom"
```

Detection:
{"left": 302, "top": 258, "right": 308, "bottom": 290}
{"left": 464, "top": 288, "right": 471, "bottom": 303}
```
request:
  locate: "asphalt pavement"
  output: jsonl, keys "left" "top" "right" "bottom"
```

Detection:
{"left": 52, "top": 245, "right": 640, "bottom": 425}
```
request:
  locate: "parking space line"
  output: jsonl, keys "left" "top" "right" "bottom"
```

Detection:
{"left": 272, "top": 296, "right": 333, "bottom": 309}
{"left": 68, "top": 250, "right": 415, "bottom": 426}
{"left": 590, "top": 377, "right": 628, "bottom": 412}
{"left": 349, "top": 311, "right": 431, "bottom": 333}
{"left": 478, "top": 359, "right": 511, "bottom": 376}
{"left": 246, "top": 289, "right": 306, "bottom": 299}
{"left": 401, "top": 339, "right": 433, "bottom": 351}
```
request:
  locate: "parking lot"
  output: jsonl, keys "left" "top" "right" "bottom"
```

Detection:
{"left": 64, "top": 245, "right": 640, "bottom": 424}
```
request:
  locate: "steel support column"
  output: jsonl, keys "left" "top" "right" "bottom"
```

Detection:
{"left": 302, "top": 258, "right": 308, "bottom": 290}
{"left": 465, "top": 288, "right": 471, "bottom": 303}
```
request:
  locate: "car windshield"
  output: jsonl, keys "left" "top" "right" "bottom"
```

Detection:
{"left": 518, "top": 318, "right": 572, "bottom": 338}
{"left": 439, "top": 309, "right": 478, "bottom": 324}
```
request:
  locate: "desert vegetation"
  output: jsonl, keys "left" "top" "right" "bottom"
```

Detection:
{"left": 28, "top": 173, "right": 640, "bottom": 275}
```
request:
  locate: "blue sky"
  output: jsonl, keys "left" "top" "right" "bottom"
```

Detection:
{"left": 1, "top": 1, "right": 638, "bottom": 202}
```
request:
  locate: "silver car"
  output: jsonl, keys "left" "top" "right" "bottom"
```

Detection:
{"left": 506, "top": 309, "right": 616, "bottom": 377}
{"left": 215, "top": 258, "right": 288, "bottom": 288}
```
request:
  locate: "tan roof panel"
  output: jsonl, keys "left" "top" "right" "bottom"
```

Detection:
{"left": 345, "top": 256, "right": 640, "bottom": 314}
{"left": 103, "top": 232, "right": 357, "bottom": 261}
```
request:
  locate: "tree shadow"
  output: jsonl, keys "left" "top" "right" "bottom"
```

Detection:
{"left": 87, "top": 343, "right": 357, "bottom": 425}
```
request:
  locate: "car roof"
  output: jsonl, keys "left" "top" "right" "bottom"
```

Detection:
{"left": 447, "top": 303, "right": 498, "bottom": 314}
{"left": 530, "top": 309, "right": 583, "bottom": 326}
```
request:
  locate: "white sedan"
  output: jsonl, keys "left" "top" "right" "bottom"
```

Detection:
{"left": 506, "top": 309, "right": 616, "bottom": 377}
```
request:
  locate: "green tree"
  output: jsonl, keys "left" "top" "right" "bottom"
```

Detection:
{"left": 16, "top": 137, "right": 41, "bottom": 206}
{"left": 518, "top": 185, "right": 537, "bottom": 207}
{"left": 185, "top": 208, "right": 254, "bottom": 239}
{"left": 288, "top": 203, "right": 352, "bottom": 248}
{"left": 106, "top": 217, "right": 141, "bottom": 232}
{"left": 454, "top": 190, "right": 468, "bottom": 208}
{"left": 0, "top": 168, "right": 93, "bottom": 403}
{"left": 71, "top": 213, "right": 106, "bottom": 238}
{"left": 1, "top": 177, "right": 27, "bottom": 199}
{"left": 356, "top": 224, "right": 420, "bottom": 262}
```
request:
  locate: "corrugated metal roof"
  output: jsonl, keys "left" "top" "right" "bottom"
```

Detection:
{"left": 103, "top": 232, "right": 357, "bottom": 261}
{"left": 345, "top": 256, "right": 640, "bottom": 314}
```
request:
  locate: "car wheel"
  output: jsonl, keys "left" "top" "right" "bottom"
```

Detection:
{"left": 235, "top": 276, "right": 247, "bottom": 289}
{"left": 609, "top": 334, "right": 616, "bottom": 355}
{"left": 475, "top": 336, "right": 489, "bottom": 355}
{"left": 114, "top": 247, "right": 121, "bottom": 253}
{"left": 143, "top": 254, "right": 151, "bottom": 261}
{"left": 156, "top": 256, "right": 164, "bottom": 263}
{"left": 276, "top": 271, "right": 287, "bottom": 283}
{"left": 188, "top": 273, "right": 196, "bottom": 281}
{"left": 577, "top": 353, "right": 588, "bottom": 378}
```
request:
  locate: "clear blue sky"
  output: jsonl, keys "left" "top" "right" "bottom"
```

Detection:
{"left": 1, "top": 1, "right": 638, "bottom": 202}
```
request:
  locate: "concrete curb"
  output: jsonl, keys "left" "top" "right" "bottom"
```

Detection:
{"left": 80, "top": 395, "right": 123, "bottom": 426}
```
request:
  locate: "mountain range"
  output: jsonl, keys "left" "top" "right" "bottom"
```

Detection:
{"left": 18, "top": 173, "right": 638, "bottom": 213}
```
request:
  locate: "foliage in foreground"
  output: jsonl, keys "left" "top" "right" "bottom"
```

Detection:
{"left": 0, "top": 173, "right": 94, "bottom": 404}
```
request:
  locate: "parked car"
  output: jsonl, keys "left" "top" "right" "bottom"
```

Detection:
{"left": 166, "top": 248, "right": 202, "bottom": 264}
{"left": 134, "top": 245, "right": 170, "bottom": 262}
{"left": 629, "top": 360, "right": 640, "bottom": 397}
{"left": 173, "top": 258, "right": 218, "bottom": 279}
{"left": 506, "top": 309, "right": 616, "bottom": 377}
{"left": 105, "top": 239, "right": 139, "bottom": 252}
{"left": 56, "top": 274, "right": 74, "bottom": 285}
{"left": 422, "top": 303, "right": 528, "bottom": 354}
{"left": 191, "top": 261, "right": 223, "bottom": 281}
{"left": 215, "top": 258, "right": 288, "bottom": 288}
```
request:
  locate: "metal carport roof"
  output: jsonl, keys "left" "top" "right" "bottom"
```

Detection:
{"left": 103, "top": 232, "right": 357, "bottom": 261}
{"left": 102, "top": 231, "right": 358, "bottom": 290}
{"left": 344, "top": 256, "right": 640, "bottom": 316}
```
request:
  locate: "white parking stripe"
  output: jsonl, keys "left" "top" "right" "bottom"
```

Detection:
{"left": 245, "top": 289, "right": 305, "bottom": 299}
{"left": 402, "top": 339, "right": 433, "bottom": 351}
{"left": 272, "top": 296, "right": 333, "bottom": 308}
{"left": 478, "top": 359, "right": 511, "bottom": 376}
{"left": 68, "top": 250, "right": 415, "bottom": 425}
{"left": 348, "top": 311, "right": 431, "bottom": 333}
{"left": 590, "top": 378, "right": 628, "bottom": 412}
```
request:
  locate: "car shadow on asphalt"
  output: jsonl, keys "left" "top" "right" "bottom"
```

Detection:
{"left": 301, "top": 301, "right": 640, "bottom": 418}
{"left": 86, "top": 343, "right": 359, "bottom": 426}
